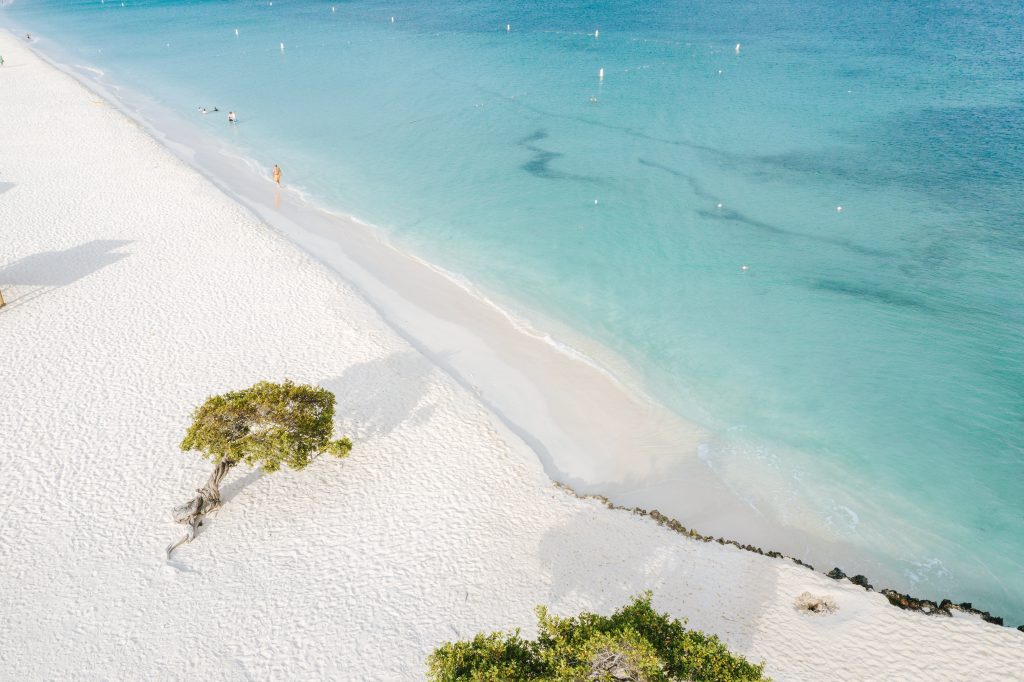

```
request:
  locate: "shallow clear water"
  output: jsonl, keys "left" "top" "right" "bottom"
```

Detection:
{"left": 5, "top": 0, "right": 1022, "bottom": 623}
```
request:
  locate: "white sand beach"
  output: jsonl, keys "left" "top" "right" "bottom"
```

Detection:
{"left": 0, "top": 30, "right": 1021, "bottom": 680}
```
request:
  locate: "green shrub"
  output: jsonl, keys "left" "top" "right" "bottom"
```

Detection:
{"left": 427, "top": 631, "right": 544, "bottom": 681}
{"left": 427, "top": 594, "right": 768, "bottom": 681}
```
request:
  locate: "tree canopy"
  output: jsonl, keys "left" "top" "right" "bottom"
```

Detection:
{"left": 427, "top": 593, "right": 768, "bottom": 682}
{"left": 180, "top": 379, "right": 352, "bottom": 472}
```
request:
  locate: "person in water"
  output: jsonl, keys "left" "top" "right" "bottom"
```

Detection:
{"left": 273, "top": 164, "right": 281, "bottom": 186}
{"left": 228, "top": 111, "right": 237, "bottom": 123}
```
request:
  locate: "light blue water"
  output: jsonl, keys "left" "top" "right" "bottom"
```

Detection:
{"left": 5, "top": 0, "right": 1022, "bottom": 624}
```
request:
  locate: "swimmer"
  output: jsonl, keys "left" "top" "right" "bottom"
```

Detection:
{"left": 228, "top": 111, "right": 237, "bottom": 123}
{"left": 212, "top": 107, "right": 219, "bottom": 112}
{"left": 273, "top": 164, "right": 281, "bottom": 185}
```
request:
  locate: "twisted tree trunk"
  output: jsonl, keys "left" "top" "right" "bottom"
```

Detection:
{"left": 166, "top": 459, "right": 234, "bottom": 558}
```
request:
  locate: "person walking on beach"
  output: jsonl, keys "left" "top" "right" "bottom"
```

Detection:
{"left": 273, "top": 164, "right": 281, "bottom": 186}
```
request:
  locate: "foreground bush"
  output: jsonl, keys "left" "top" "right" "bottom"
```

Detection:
{"left": 428, "top": 594, "right": 768, "bottom": 681}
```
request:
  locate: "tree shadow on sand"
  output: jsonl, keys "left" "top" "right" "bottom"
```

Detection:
{"left": 220, "top": 467, "right": 264, "bottom": 505}
{"left": 537, "top": 509, "right": 778, "bottom": 656}
{"left": 0, "top": 239, "right": 131, "bottom": 310}
{"left": 320, "top": 351, "right": 437, "bottom": 443}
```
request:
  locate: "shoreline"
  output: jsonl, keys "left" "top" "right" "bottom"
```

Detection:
{"left": 7, "top": 25, "right": 1019, "bottom": 625}
{"left": 553, "top": 483, "right": 1019, "bottom": 631}
{"left": 7, "top": 30, "right": 780, "bottom": 537}
{"left": 1, "top": 27, "right": 1022, "bottom": 679}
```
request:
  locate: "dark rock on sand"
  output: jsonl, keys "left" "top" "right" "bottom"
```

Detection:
{"left": 881, "top": 590, "right": 951, "bottom": 617}
{"left": 850, "top": 575, "right": 873, "bottom": 590}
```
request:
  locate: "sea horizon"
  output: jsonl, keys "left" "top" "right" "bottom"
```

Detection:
{"left": 3, "top": 0, "right": 1021, "bottom": 625}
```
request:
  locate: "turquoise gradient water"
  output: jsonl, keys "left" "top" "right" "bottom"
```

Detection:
{"left": 4, "top": 0, "right": 1022, "bottom": 623}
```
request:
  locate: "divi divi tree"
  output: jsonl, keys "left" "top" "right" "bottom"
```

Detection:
{"left": 167, "top": 380, "right": 352, "bottom": 557}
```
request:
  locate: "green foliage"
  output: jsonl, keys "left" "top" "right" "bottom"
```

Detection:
{"left": 180, "top": 380, "right": 352, "bottom": 473}
{"left": 427, "top": 631, "right": 545, "bottom": 682}
{"left": 427, "top": 594, "right": 768, "bottom": 682}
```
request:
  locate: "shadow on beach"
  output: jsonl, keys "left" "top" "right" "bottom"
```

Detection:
{"left": 220, "top": 467, "right": 264, "bottom": 505}
{"left": 320, "top": 351, "right": 436, "bottom": 443}
{"left": 536, "top": 508, "right": 777, "bottom": 655}
{"left": 0, "top": 239, "right": 131, "bottom": 310}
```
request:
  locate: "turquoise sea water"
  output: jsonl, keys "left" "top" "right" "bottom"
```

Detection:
{"left": 4, "top": 0, "right": 1022, "bottom": 624}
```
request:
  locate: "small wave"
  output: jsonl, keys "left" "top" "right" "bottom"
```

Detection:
{"left": 902, "top": 557, "right": 951, "bottom": 585}
{"left": 822, "top": 502, "right": 861, "bottom": 535}
{"left": 73, "top": 64, "right": 105, "bottom": 77}
{"left": 402, "top": 253, "right": 628, "bottom": 384}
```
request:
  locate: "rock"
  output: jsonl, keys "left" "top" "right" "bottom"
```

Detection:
{"left": 849, "top": 574, "right": 873, "bottom": 590}
{"left": 826, "top": 567, "right": 847, "bottom": 580}
{"left": 881, "top": 589, "right": 952, "bottom": 617}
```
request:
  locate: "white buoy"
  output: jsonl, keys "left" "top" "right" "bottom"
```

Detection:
{"left": 836, "top": 206, "right": 844, "bottom": 212}
{"left": 594, "top": 199, "right": 599, "bottom": 205}
{"left": 741, "top": 265, "right": 749, "bottom": 271}
{"left": 391, "top": 16, "right": 395, "bottom": 23}
{"left": 280, "top": 41, "right": 285, "bottom": 52}
{"left": 234, "top": 28, "right": 239, "bottom": 36}
{"left": 599, "top": 67, "right": 604, "bottom": 81}
{"left": 735, "top": 42, "right": 741, "bottom": 54}
{"left": 506, "top": 24, "right": 511, "bottom": 32}
{"left": 716, "top": 202, "right": 723, "bottom": 209}
{"left": 332, "top": 6, "right": 336, "bottom": 12}
{"left": 718, "top": 69, "right": 723, "bottom": 75}
{"left": 594, "top": 29, "right": 599, "bottom": 39}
